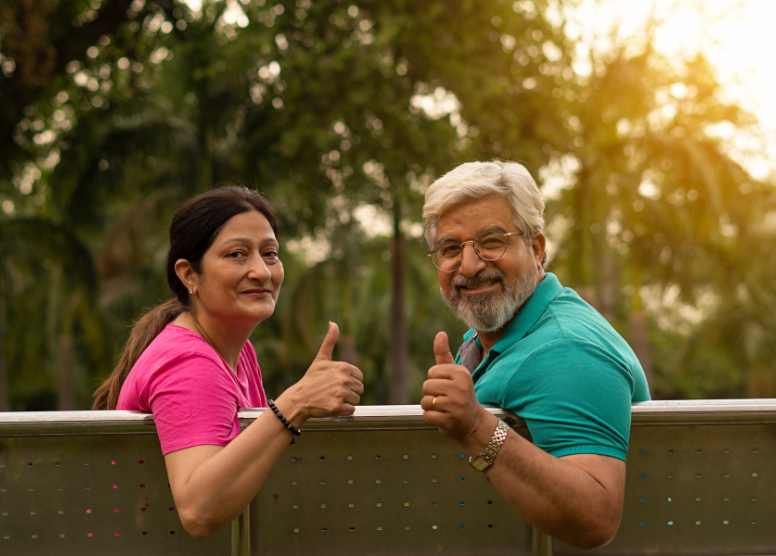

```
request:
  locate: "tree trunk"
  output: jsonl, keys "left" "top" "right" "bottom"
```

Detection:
{"left": 745, "top": 365, "right": 774, "bottom": 398}
{"left": 57, "top": 333, "right": 76, "bottom": 410}
{"left": 339, "top": 246, "right": 358, "bottom": 366}
{"left": 570, "top": 166, "right": 592, "bottom": 289}
{"left": 199, "top": 122, "right": 214, "bottom": 190}
{"left": 338, "top": 334, "right": 359, "bottom": 367}
{"left": 628, "top": 310, "right": 652, "bottom": 394}
{"left": 388, "top": 204, "right": 408, "bottom": 404}
{"left": 0, "top": 293, "right": 8, "bottom": 411}
{"left": 592, "top": 238, "right": 617, "bottom": 322}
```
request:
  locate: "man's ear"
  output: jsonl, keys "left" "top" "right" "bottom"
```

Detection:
{"left": 174, "top": 259, "right": 198, "bottom": 292}
{"left": 531, "top": 233, "right": 547, "bottom": 269}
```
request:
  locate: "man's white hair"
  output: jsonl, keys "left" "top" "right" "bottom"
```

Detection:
{"left": 422, "top": 160, "right": 545, "bottom": 248}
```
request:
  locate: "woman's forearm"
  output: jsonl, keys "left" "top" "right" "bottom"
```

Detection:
{"left": 164, "top": 336, "right": 364, "bottom": 539}
{"left": 166, "top": 397, "right": 300, "bottom": 538}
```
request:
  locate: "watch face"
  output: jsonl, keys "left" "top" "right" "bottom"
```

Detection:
{"left": 470, "top": 456, "right": 491, "bottom": 472}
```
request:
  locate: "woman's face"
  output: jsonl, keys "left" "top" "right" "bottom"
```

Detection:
{"left": 195, "top": 210, "right": 284, "bottom": 327}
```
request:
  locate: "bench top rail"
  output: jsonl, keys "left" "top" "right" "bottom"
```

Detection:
{"left": 3, "top": 399, "right": 776, "bottom": 435}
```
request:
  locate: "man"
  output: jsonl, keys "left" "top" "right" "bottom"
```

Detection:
{"left": 420, "top": 160, "right": 650, "bottom": 549}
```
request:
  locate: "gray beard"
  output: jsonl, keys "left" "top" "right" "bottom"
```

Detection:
{"left": 440, "top": 266, "right": 539, "bottom": 332}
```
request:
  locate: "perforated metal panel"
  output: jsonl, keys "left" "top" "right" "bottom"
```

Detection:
{"left": 0, "top": 418, "right": 230, "bottom": 555}
{"left": 4, "top": 401, "right": 776, "bottom": 556}
{"left": 556, "top": 414, "right": 776, "bottom": 555}
{"left": 249, "top": 428, "right": 533, "bottom": 556}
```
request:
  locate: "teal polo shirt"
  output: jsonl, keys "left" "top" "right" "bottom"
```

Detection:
{"left": 456, "top": 273, "right": 650, "bottom": 462}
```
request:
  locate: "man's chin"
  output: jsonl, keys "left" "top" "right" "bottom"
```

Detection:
{"left": 447, "top": 297, "right": 509, "bottom": 331}
{"left": 442, "top": 272, "right": 538, "bottom": 332}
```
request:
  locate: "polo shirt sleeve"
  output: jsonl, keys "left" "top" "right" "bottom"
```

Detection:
{"left": 501, "top": 339, "right": 634, "bottom": 461}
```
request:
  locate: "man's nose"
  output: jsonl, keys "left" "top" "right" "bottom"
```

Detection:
{"left": 458, "top": 242, "right": 486, "bottom": 276}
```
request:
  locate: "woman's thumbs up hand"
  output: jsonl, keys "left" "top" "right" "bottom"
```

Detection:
{"left": 276, "top": 322, "right": 365, "bottom": 424}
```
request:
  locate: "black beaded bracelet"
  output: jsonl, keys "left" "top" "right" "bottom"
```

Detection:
{"left": 268, "top": 399, "right": 302, "bottom": 436}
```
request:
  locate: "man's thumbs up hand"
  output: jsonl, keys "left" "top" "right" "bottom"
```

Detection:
{"left": 433, "top": 331, "right": 455, "bottom": 365}
{"left": 422, "top": 330, "right": 486, "bottom": 444}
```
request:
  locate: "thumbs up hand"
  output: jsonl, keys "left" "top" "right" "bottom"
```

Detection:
{"left": 275, "top": 322, "right": 365, "bottom": 424}
{"left": 314, "top": 320, "right": 339, "bottom": 362}
{"left": 422, "top": 331, "right": 487, "bottom": 443}
{"left": 433, "top": 331, "right": 456, "bottom": 365}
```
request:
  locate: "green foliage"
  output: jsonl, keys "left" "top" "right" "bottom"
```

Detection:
{"left": 0, "top": 0, "right": 774, "bottom": 409}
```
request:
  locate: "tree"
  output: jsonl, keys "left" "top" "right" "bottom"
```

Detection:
{"left": 2, "top": 0, "right": 774, "bottom": 409}
{"left": 540, "top": 29, "right": 771, "bottom": 394}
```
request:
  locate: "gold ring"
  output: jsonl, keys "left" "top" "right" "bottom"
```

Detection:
{"left": 432, "top": 397, "right": 437, "bottom": 411}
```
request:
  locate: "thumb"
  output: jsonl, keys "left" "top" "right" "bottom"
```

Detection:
{"left": 314, "top": 322, "right": 339, "bottom": 362}
{"left": 433, "top": 331, "right": 455, "bottom": 365}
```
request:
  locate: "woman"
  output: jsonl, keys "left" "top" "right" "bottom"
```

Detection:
{"left": 93, "top": 186, "right": 364, "bottom": 538}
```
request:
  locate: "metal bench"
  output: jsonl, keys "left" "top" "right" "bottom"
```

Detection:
{"left": 1, "top": 400, "right": 775, "bottom": 555}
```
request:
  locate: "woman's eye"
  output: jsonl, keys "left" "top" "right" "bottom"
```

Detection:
{"left": 228, "top": 251, "right": 246, "bottom": 258}
{"left": 263, "top": 250, "right": 279, "bottom": 260}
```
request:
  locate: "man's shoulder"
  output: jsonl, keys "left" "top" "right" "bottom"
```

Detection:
{"left": 483, "top": 288, "right": 640, "bottom": 384}
{"left": 537, "top": 287, "right": 635, "bottom": 356}
{"left": 542, "top": 286, "right": 605, "bottom": 328}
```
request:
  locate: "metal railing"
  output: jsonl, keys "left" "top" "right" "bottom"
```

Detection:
{"left": 1, "top": 400, "right": 775, "bottom": 555}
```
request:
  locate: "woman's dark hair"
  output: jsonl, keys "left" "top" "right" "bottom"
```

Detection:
{"left": 93, "top": 186, "right": 278, "bottom": 410}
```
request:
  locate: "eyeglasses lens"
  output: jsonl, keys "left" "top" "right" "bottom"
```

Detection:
{"left": 432, "top": 231, "right": 509, "bottom": 272}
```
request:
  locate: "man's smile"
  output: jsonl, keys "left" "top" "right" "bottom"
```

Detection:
{"left": 457, "top": 279, "right": 502, "bottom": 295}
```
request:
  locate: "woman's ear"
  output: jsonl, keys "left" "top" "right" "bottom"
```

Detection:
{"left": 174, "top": 259, "right": 198, "bottom": 294}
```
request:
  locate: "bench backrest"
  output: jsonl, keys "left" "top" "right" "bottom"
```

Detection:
{"left": 0, "top": 411, "right": 230, "bottom": 554}
{"left": 573, "top": 400, "right": 776, "bottom": 556}
{"left": 2, "top": 400, "right": 775, "bottom": 555}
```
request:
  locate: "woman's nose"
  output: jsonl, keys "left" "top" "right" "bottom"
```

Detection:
{"left": 248, "top": 255, "right": 272, "bottom": 281}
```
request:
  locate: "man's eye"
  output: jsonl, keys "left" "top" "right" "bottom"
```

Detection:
{"left": 438, "top": 245, "right": 461, "bottom": 258}
{"left": 479, "top": 238, "right": 505, "bottom": 249}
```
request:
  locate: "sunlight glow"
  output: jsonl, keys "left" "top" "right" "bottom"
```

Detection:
{"left": 572, "top": 0, "right": 776, "bottom": 179}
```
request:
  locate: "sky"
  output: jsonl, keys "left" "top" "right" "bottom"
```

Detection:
{"left": 569, "top": 0, "right": 776, "bottom": 180}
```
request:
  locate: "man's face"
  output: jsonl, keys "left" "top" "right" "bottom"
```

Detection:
{"left": 435, "top": 194, "right": 545, "bottom": 332}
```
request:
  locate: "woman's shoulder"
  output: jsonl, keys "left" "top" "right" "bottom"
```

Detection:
{"left": 134, "top": 324, "right": 223, "bottom": 373}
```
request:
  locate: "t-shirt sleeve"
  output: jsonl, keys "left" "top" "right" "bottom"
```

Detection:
{"left": 502, "top": 339, "right": 635, "bottom": 461}
{"left": 147, "top": 354, "right": 240, "bottom": 455}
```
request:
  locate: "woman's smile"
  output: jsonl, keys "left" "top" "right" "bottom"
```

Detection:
{"left": 240, "top": 287, "right": 274, "bottom": 299}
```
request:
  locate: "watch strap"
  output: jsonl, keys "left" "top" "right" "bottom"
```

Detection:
{"left": 469, "top": 418, "right": 509, "bottom": 471}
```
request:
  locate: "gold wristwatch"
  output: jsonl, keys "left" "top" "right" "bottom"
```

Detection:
{"left": 469, "top": 418, "right": 510, "bottom": 472}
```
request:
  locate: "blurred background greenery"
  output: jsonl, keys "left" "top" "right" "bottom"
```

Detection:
{"left": 0, "top": 0, "right": 774, "bottom": 410}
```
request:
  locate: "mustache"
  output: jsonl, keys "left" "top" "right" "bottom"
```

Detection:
{"left": 450, "top": 268, "right": 506, "bottom": 289}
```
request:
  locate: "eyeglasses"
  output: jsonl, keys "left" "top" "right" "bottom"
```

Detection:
{"left": 429, "top": 230, "right": 524, "bottom": 273}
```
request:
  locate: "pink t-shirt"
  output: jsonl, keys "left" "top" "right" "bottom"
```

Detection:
{"left": 117, "top": 324, "right": 267, "bottom": 455}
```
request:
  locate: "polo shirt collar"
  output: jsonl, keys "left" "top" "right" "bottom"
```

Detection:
{"left": 462, "top": 272, "right": 562, "bottom": 376}
{"left": 489, "top": 272, "right": 562, "bottom": 354}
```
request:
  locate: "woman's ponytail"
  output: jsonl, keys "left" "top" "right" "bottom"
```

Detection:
{"left": 92, "top": 299, "right": 185, "bottom": 410}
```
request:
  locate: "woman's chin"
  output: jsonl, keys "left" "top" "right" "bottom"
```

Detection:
{"left": 248, "top": 304, "right": 276, "bottom": 324}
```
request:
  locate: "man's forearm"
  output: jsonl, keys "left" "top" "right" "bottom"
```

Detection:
{"left": 457, "top": 412, "right": 624, "bottom": 549}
